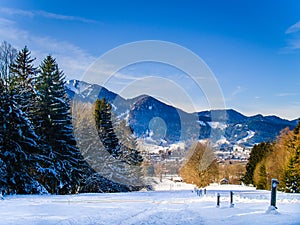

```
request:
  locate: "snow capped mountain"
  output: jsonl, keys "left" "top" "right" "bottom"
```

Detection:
{"left": 66, "top": 80, "right": 297, "bottom": 148}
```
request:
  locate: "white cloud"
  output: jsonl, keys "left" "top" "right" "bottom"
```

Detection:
{"left": 113, "top": 71, "right": 141, "bottom": 81}
{"left": 285, "top": 21, "right": 300, "bottom": 34}
{"left": 35, "top": 10, "right": 98, "bottom": 23}
{"left": 0, "top": 16, "right": 96, "bottom": 79}
{"left": 0, "top": 7, "right": 98, "bottom": 23}
{"left": 0, "top": 7, "right": 99, "bottom": 79}
{"left": 285, "top": 37, "right": 300, "bottom": 50}
{"left": 0, "top": 19, "right": 29, "bottom": 43}
{"left": 275, "top": 92, "right": 296, "bottom": 97}
{"left": 231, "top": 86, "right": 243, "bottom": 97}
{"left": 225, "top": 86, "right": 246, "bottom": 102}
{"left": 0, "top": 17, "right": 15, "bottom": 25}
{"left": 0, "top": 7, "right": 34, "bottom": 17}
{"left": 282, "top": 21, "right": 300, "bottom": 51}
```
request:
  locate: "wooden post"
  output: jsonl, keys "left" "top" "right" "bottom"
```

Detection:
{"left": 216, "top": 193, "right": 220, "bottom": 208}
{"left": 230, "top": 191, "right": 234, "bottom": 208}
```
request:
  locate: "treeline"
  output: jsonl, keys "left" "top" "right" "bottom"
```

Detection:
{"left": 243, "top": 121, "right": 300, "bottom": 192}
{"left": 0, "top": 41, "right": 143, "bottom": 194}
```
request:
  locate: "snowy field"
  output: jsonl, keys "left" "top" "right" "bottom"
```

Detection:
{"left": 1, "top": 182, "right": 300, "bottom": 225}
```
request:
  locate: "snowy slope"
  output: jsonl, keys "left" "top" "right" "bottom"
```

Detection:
{"left": 1, "top": 184, "right": 300, "bottom": 225}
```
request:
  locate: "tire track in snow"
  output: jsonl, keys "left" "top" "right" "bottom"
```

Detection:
{"left": 120, "top": 198, "right": 205, "bottom": 225}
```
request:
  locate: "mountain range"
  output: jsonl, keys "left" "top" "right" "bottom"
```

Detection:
{"left": 66, "top": 80, "right": 298, "bottom": 148}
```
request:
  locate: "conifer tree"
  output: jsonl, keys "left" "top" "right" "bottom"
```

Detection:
{"left": 284, "top": 150, "right": 300, "bottom": 193}
{"left": 242, "top": 142, "right": 273, "bottom": 185}
{"left": 256, "top": 165, "right": 267, "bottom": 190}
{"left": 294, "top": 118, "right": 300, "bottom": 135}
{"left": 94, "top": 98, "right": 121, "bottom": 157}
{"left": 34, "top": 55, "right": 89, "bottom": 194}
{"left": 94, "top": 98, "right": 143, "bottom": 165}
{"left": 0, "top": 42, "right": 45, "bottom": 194}
{"left": 9, "top": 46, "right": 38, "bottom": 119}
{"left": 72, "top": 102, "right": 133, "bottom": 193}
{"left": 94, "top": 98, "right": 143, "bottom": 189}
{"left": 0, "top": 78, "right": 42, "bottom": 194}
{"left": 284, "top": 120, "right": 300, "bottom": 193}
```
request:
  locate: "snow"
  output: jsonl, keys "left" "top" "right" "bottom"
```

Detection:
{"left": 1, "top": 181, "right": 300, "bottom": 225}
{"left": 138, "top": 141, "right": 185, "bottom": 154}
{"left": 237, "top": 130, "right": 255, "bottom": 144}
{"left": 139, "top": 142, "right": 166, "bottom": 153}
{"left": 197, "top": 120, "right": 206, "bottom": 126}
{"left": 65, "top": 80, "right": 78, "bottom": 93}
{"left": 216, "top": 135, "right": 230, "bottom": 145}
{"left": 169, "top": 142, "right": 185, "bottom": 151}
{"left": 151, "top": 177, "right": 194, "bottom": 191}
{"left": 233, "top": 145, "right": 244, "bottom": 152}
{"left": 207, "top": 122, "right": 227, "bottom": 130}
{"left": 65, "top": 80, "right": 92, "bottom": 95}
{"left": 199, "top": 139, "right": 209, "bottom": 145}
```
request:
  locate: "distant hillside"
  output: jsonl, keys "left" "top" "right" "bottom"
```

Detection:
{"left": 66, "top": 80, "right": 297, "bottom": 148}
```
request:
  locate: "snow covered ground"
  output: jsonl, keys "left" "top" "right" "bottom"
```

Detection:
{"left": 1, "top": 181, "right": 300, "bottom": 225}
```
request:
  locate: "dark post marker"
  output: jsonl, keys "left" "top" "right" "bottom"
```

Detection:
{"left": 230, "top": 191, "right": 234, "bottom": 208}
{"left": 270, "top": 178, "right": 279, "bottom": 209}
{"left": 217, "top": 193, "right": 220, "bottom": 208}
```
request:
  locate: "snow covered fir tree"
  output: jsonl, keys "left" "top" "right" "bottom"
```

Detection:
{"left": 94, "top": 98, "right": 143, "bottom": 166}
{"left": 93, "top": 98, "right": 144, "bottom": 189}
{"left": 32, "top": 55, "right": 92, "bottom": 194}
{"left": 0, "top": 42, "right": 42, "bottom": 194}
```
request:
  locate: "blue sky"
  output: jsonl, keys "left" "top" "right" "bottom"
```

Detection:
{"left": 0, "top": 0, "right": 299, "bottom": 120}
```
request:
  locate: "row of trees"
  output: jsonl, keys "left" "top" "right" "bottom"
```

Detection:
{"left": 0, "top": 41, "right": 91, "bottom": 194}
{"left": 243, "top": 121, "right": 300, "bottom": 192}
{"left": 179, "top": 121, "right": 300, "bottom": 189}
{"left": 0, "top": 41, "right": 144, "bottom": 194}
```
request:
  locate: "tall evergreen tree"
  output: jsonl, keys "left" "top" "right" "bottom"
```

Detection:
{"left": 243, "top": 142, "right": 273, "bottom": 185}
{"left": 9, "top": 46, "right": 38, "bottom": 119}
{"left": 284, "top": 150, "right": 300, "bottom": 193}
{"left": 72, "top": 102, "right": 134, "bottom": 193}
{"left": 284, "top": 120, "right": 300, "bottom": 193}
{"left": 256, "top": 165, "right": 267, "bottom": 190}
{"left": 94, "top": 98, "right": 121, "bottom": 157}
{"left": 294, "top": 119, "right": 300, "bottom": 135}
{"left": 94, "top": 98, "right": 143, "bottom": 165}
{"left": 0, "top": 78, "right": 43, "bottom": 194}
{"left": 94, "top": 98, "right": 143, "bottom": 189}
{"left": 0, "top": 42, "right": 46, "bottom": 194}
{"left": 34, "top": 55, "right": 89, "bottom": 194}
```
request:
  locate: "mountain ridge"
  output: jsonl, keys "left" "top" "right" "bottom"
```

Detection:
{"left": 66, "top": 79, "right": 297, "bottom": 147}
